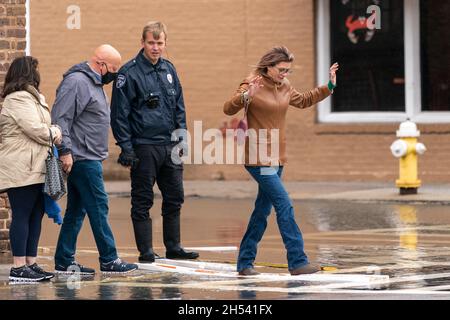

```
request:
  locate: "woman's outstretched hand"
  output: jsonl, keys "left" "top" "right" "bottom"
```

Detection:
{"left": 248, "top": 75, "right": 264, "bottom": 97}
{"left": 330, "top": 62, "right": 339, "bottom": 86}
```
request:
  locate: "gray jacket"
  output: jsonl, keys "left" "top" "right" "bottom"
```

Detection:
{"left": 51, "top": 62, "right": 110, "bottom": 162}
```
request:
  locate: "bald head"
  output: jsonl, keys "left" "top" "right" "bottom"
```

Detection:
{"left": 90, "top": 44, "right": 122, "bottom": 74}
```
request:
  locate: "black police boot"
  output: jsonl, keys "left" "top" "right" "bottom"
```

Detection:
{"left": 166, "top": 248, "right": 199, "bottom": 260}
{"left": 163, "top": 214, "right": 199, "bottom": 260}
{"left": 132, "top": 219, "right": 156, "bottom": 263}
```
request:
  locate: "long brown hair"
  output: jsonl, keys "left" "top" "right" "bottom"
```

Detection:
{"left": 1, "top": 56, "right": 40, "bottom": 98}
{"left": 255, "top": 46, "right": 294, "bottom": 75}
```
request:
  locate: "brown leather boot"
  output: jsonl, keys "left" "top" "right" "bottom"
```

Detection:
{"left": 289, "top": 263, "right": 321, "bottom": 275}
{"left": 238, "top": 268, "right": 260, "bottom": 276}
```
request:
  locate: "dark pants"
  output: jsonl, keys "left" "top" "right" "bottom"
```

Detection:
{"left": 131, "top": 144, "right": 184, "bottom": 251}
{"left": 7, "top": 183, "right": 45, "bottom": 257}
{"left": 54, "top": 160, "right": 118, "bottom": 266}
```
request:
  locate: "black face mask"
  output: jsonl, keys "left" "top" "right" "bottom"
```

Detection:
{"left": 102, "top": 72, "right": 118, "bottom": 85}
{"left": 100, "top": 63, "right": 118, "bottom": 85}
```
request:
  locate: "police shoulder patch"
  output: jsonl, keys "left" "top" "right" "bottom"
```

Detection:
{"left": 167, "top": 73, "right": 173, "bottom": 84}
{"left": 116, "top": 74, "right": 126, "bottom": 88}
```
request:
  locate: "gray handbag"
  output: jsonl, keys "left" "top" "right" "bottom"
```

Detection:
{"left": 43, "top": 130, "right": 66, "bottom": 200}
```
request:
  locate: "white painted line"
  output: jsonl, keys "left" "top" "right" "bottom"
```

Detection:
{"left": 331, "top": 261, "right": 450, "bottom": 274}
{"left": 414, "top": 284, "right": 450, "bottom": 291}
{"left": 136, "top": 262, "right": 389, "bottom": 285}
{"left": 388, "top": 272, "right": 450, "bottom": 285}
{"left": 184, "top": 246, "right": 238, "bottom": 252}
{"left": 154, "top": 259, "right": 236, "bottom": 272}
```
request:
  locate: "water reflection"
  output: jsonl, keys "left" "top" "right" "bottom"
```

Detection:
{"left": 393, "top": 205, "right": 427, "bottom": 288}
{"left": 54, "top": 282, "right": 79, "bottom": 300}
{"left": 159, "top": 275, "right": 182, "bottom": 299}
{"left": 54, "top": 274, "right": 95, "bottom": 300}
{"left": 160, "top": 286, "right": 181, "bottom": 300}
{"left": 395, "top": 205, "right": 419, "bottom": 251}
{"left": 2, "top": 199, "right": 450, "bottom": 299}
{"left": 286, "top": 280, "right": 308, "bottom": 298}
{"left": 129, "top": 286, "right": 153, "bottom": 300}
{"left": 303, "top": 201, "right": 396, "bottom": 232}
{"left": 98, "top": 284, "right": 117, "bottom": 300}
{"left": 8, "top": 282, "right": 39, "bottom": 300}
{"left": 238, "top": 281, "right": 257, "bottom": 299}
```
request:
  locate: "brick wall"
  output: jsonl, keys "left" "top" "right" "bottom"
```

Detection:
{"left": 0, "top": 0, "right": 26, "bottom": 254}
{"left": 28, "top": 0, "right": 450, "bottom": 183}
{"left": 0, "top": 195, "right": 11, "bottom": 253}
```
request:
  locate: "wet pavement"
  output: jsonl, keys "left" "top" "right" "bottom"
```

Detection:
{"left": 2, "top": 191, "right": 450, "bottom": 300}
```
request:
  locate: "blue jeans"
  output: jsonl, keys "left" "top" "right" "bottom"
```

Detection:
{"left": 237, "top": 166, "right": 309, "bottom": 271}
{"left": 54, "top": 160, "right": 118, "bottom": 266}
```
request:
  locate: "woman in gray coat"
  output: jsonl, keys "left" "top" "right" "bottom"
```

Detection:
{"left": 0, "top": 56, "right": 62, "bottom": 282}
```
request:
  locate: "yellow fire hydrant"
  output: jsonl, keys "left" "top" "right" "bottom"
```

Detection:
{"left": 390, "top": 120, "right": 426, "bottom": 195}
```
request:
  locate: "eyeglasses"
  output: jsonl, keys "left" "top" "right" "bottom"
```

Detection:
{"left": 96, "top": 61, "right": 109, "bottom": 71}
{"left": 275, "top": 67, "right": 293, "bottom": 75}
{"left": 98, "top": 61, "right": 118, "bottom": 73}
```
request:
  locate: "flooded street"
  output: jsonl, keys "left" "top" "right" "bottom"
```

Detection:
{"left": 2, "top": 196, "right": 450, "bottom": 300}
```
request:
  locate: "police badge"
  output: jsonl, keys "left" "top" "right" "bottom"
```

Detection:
{"left": 116, "top": 74, "right": 126, "bottom": 88}
{"left": 167, "top": 73, "right": 173, "bottom": 84}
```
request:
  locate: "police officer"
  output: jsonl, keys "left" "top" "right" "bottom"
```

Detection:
{"left": 111, "top": 21, "right": 199, "bottom": 263}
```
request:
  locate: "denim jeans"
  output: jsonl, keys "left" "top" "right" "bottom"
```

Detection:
{"left": 54, "top": 160, "right": 118, "bottom": 266}
{"left": 237, "top": 166, "right": 309, "bottom": 271}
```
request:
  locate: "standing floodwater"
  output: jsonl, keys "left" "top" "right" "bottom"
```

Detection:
{"left": 1, "top": 197, "right": 450, "bottom": 300}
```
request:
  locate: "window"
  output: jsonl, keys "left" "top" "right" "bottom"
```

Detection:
{"left": 331, "top": 0, "right": 405, "bottom": 113}
{"left": 420, "top": 0, "right": 450, "bottom": 111}
{"left": 317, "top": 0, "right": 450, "bottom": 123}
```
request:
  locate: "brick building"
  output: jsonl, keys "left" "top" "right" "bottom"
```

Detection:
{"left": 0, "top": 0, "right": 26, "bottom": 255}
{"left": 1, "top": 0, "right": 450, "bottom": 251}
{"left": 27, "top": 0, "right": 449, "bottom": 182}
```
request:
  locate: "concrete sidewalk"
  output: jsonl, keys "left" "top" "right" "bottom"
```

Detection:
{"left": 105, "top": 180, "right": 450, "bottom": 205}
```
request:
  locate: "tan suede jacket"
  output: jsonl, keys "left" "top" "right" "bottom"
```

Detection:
{"left": 224, "top": 73, "right": 331, "bottom": 166}
{"left": 0, "top": 86, "right": 52, "bottom": 192}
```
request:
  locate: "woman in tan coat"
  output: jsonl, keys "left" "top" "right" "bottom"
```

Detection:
{"left": 0, "top": 56, "right": 62, "bottom": 282}
{"left": 224, "top": 46, "right": 339, "bottom": 276}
